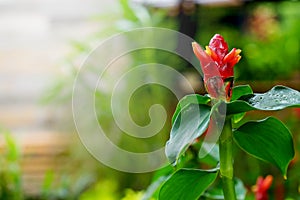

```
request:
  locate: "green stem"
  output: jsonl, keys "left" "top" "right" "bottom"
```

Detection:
{"left": 219, "top": 117, "right": 237, "bottom": 200}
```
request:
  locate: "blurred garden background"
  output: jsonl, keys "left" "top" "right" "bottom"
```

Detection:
{"left": 0, "top": 0, "right": 300, "bottom": 199}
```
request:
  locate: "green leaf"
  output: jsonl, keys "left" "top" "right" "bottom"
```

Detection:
{"left": 198, "top": 100, "right": 226, "bottom": 160}
{"left": 172, "top": 94, "right": 210, "bottom": 124}
{"left": 233, "top": 117, "right": 295, "bottom": 177}
{"left": 226, "top": 101, "right": 254, "bottom": 115}
{"left": 231, "top": 85, "right": 253, "bottom": 101}
{"left": 151, "top": 164, "right": 173, "bottom": 181}
{"left": 166, "top": 104, "right": 211, "bottom": 165}
{"left": 232, "top": 113, "right": 246, "bottom": 124}
{"left": 159, "top": 168, "right": 218, "bottom": 200}
{"left": 204, "top": 178, "right": 246, "bottom": 200}
{"left": 230, "top": 85, "right": 252, "bottom": 122}
{"left": 227, "top": 85, "right": 300, "bottom": 115}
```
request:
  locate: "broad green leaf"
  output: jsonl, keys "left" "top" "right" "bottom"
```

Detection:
{"left": 166, "top": 104, "right": 211, "bottom": 165}
{"left": 159, "top": 168, "right": 218, "bottom": 200}
{"left": 172, "top": 94, "right": 210, "bottom": 124}
{"left": 226, "top": 101, "right": 254, "bottom": 115}
{"left": 204, "top": 178, "right": 246, "bottom": 200}
{"left": 233, "top": 117, "right": 295, "bottom": 177}
{"left": 197, "top": 101, "right": 226, "bottom": 161}
{"left": 245, "top": 85, "right": 300, "bottom": 109}
{"left": 227, "top": 85, "right": 300, "bottom": 115}
{"left": 231, "top": 85, "right": 253, "bottom": 101}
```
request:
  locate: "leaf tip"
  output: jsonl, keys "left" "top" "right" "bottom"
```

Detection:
{"left": 283, "top": 175, "right": 287, "bottom": 180}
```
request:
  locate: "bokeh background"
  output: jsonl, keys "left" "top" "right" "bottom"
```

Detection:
{"left": 0, "top": 0, "right": 299, "bottom": 199}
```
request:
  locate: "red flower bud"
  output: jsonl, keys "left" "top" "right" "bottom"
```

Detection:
{"left": 192, "top": 34, "right": 241, "bottom": 101}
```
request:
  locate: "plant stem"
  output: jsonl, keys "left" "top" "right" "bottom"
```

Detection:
{"left": 219, "top": 117, "right": 237, "bottom": 200}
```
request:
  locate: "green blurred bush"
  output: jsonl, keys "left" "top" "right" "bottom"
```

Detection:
{"left": 0, "top": 129, "right": 23, "bottom": 200}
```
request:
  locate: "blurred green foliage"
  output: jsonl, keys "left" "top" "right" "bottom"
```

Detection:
{"left": 0, "top": 128, "right": 23, "bottom": 200}
{"left": 79, "top": 179, "right": 119, "bottom": 200}
{"left": 79, "top": 180, "right": 145, "bottom": 200}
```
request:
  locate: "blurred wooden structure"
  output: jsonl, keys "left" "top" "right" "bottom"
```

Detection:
{"left": 19, "top": 132, "right": 70, "bottom": 195}
{"left": 0, "top": 131, "right": 70, "bottom": 195}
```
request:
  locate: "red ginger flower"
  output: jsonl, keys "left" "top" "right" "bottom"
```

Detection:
{"left": 192, "top": 34, "right": 241, "bottom": 100}
{"left": 253, "top": 175, "right": 273, "bottom": 200}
